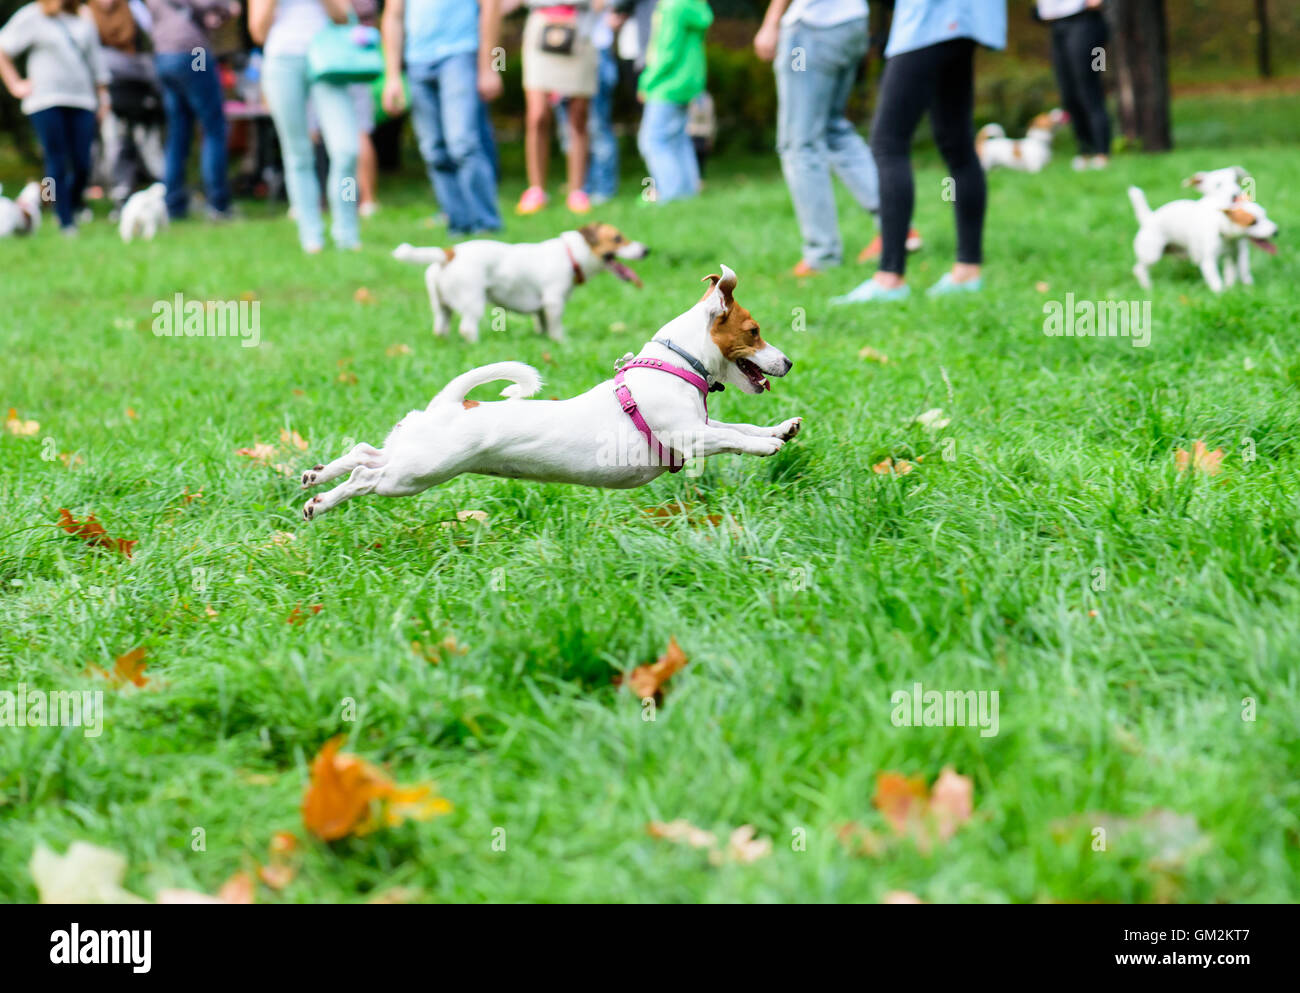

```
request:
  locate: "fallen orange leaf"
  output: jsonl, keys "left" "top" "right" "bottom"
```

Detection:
{"left": 872, "top": 457, "right": 913, "bottom": 476}
{"left": 1174, "top": 440, "right": 1224, "bottom": 476}
{"left": 4, "top": 407, "right": 39, "bottom": 436}
{"left": 872, "top": 772, "right": 929, "bottom": 835}
{"left": 257, "top": 863, "right": 296, "bottom": 890}
{"left": 301, "top": 736, "right": 451, "bottom": 841}
{"left": 872, "top": 767, "right": 975, "bottom": 851}
{"left": 57, "top": 508, "right": 137, "bottom": 558}
{"left": 286, "top": 605, "right": 323, "bottom": 625}
{"left": 625, "top": 637, "right": 689, "bottom": 701}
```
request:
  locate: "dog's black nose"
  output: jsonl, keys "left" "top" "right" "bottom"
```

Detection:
{"left": 782, "top": 358, "right": 794, "bottom": 374}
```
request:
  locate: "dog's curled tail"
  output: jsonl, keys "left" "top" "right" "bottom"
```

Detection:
{"left": 976, "top": 123, "right": 1005, "bottom": 141}
{"left": 1127, "top": 186, "right": 1153, "bottom": 223}
{"left": 393, "top": 242, "right": 451, "bottom": 266}
{"left": 431, "top": 362, "right": 543, "bottom": 409}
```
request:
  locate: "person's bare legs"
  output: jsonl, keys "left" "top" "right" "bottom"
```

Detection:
{"left": 524, "top": 89, "right": 551, "bottom": 190}
{"left": 565, "top": 97, "right": 590, "bottom": 193}
{"left": 357, "top": 130, "right": 378, "bottom": 210}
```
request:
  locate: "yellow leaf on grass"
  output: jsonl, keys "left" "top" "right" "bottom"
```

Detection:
{"left": 5, "top": 407, "right": 39, "bottom": 436}
{"left": 647, "top": 819, "right": 717, "bottom": 849}
{"left": 1174, "top": 440, "right": 1224, "bottom": 476}
{"left": 625, "top": 637, "right": 689, "bottom": 700}
{"left": 858, "top": 346, "right": 890, "bottom": 364}
{"left": 872, "top": 457, "right": 913, "bottom": 476}
{"left": 30, "top": 842, "right": 148, "bottom": 904}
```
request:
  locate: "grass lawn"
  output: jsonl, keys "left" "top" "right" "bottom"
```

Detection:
{"left": 2, "top": 92, "right": 1298, "bottom": 904}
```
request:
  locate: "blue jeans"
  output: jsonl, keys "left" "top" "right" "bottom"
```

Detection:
{"left": 775, "top": 17, "right": 879, "bottom": 268}
{"left": 155, "top": 51, "right": 231, "bottom": 217}
{"left": 262, "top": 54, "right": 360, "bottom": 250}
{"left": 557, "top": 45, "right": 618, "bottom": 199}
{"left": 408, "top": 52, "right": 501, "bottom": 234}
{"left": 27, "top": 106, "right": 96, "bottom": 228}
{"left": 637, "top": 100, "right": 698, "bottom": 204}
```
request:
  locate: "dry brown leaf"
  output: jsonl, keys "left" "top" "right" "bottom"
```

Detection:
{"left": 882, "top": 890, "right": 924, "bottom": 904}
{"left": 709, "top": 825, "right": 772, "bottom": 865}
{"left": 57, "top": 508, "right": 137, "bottom": 558}
{"left": 872, "top": 767, "right": 975, "bottom": 851}
{"left": 1175, "top": 440, "right": 1224, "bottom": 476}
{"left": 625, "top": 637, "right": 689, "bottom": 700}
{"left": 386, "top": 343, "right": 412, "bottom": 357}
{"left": 286, "top": 605, "right": 323, "bottom": 625}
{"left": 872, "top": 457, "right": 913, "bottom": 476}
{"left": 353, "top": 287, "right": 374, "bottom": 304}
{"left": 91, "top": 647, "right": 149, "bottom": 689}
{"left": 279, "top": 429, "right": 309, "bottom": 451}
{"left": 873, "top": 772, "right": 929, "bottom": 835}
{"left": 858, "top": 346, "right": 890, "bottom": 364}
{"left": 647, "top": 819, "right": 717, "bottom": 849}
{"left": 257, "top": 863, "right": 296, "bottom": 890}
{"left": 930, "top": 766, "right": 975, "bottom": 843}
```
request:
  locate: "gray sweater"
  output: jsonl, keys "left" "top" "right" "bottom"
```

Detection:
{"left": 0, "top": 3, "right": 108, "bottom": 114}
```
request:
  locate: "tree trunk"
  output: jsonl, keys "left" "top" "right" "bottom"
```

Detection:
{"left": 1256, "top": 0, "right": 1272, "bottom": 78}
{"left": 1107, "top": 0, "right": 1173, "bottom": 152}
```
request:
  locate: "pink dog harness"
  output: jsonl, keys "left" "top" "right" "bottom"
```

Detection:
{"left": 614, "top": 357, "right": 710, "bottom": 473}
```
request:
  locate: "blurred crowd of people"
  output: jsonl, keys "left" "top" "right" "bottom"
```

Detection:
{"left": 0, "top": 0, "right": 719, "bottom": 247}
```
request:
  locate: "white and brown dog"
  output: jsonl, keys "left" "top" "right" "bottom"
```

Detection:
{"left": 976, "top": 109, "right": 1068, "bottom": 173}
{"left": 1183, "top": 166, "right": 1251, "bottom": 209}
{"left": 118, "top": 182, "right": 169, "bottom": 242}
{"left": 393, "top": 222, "right": 648, "bottom": 343}
{"left": 1129, "top": 186, "right": 1279, "bottom": 293}
{"left": 300, "top": 265, "right": 800, "bottom": 520}
{"left": 0, "top": 181, "right": 42, "bottom": 237}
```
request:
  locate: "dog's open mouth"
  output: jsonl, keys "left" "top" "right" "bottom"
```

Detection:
{"left": 736, "top": 358, "right": 770, "bottom": 392}
{"left": 606, "top": 259, "right": 643, "bottom": 287}
{"left": 1251, "top": 237, "right": 1278, "bottom": 255}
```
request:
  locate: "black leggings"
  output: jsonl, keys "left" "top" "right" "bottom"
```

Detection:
{"left": 869, "top": 38, "right": 984, "bottom": 275}
{"left": 1049, "top": 10, "right": 1111, "bottom": 157}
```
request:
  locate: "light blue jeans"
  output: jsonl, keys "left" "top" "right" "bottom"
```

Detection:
{"left": 776, "top": 17, "right": 879, "bottom": 268}
{"left": 262, "top": 54, "right": 360, "bottom": 250}
{"left": 637, "top": 100, "right": 698, "bottom": 204}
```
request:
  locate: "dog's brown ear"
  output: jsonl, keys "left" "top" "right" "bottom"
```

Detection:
{"left": 578, "top": 223, "right": 602, "bottom": 246}
{"left": 1224, "top": 206, "right": 1255, "bottom": 227}
{"left": 700, "top": 267, "right": 736, "bottom": 307}
{"left": 1182, "top": 172, "right": 1204, "bottom": 188}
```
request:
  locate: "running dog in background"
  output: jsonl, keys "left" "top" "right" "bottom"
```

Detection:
{"left": 976, "top": 109, "right": 1069, "bottom": 173}
{"left": 393, "top": 223, "right": 649, "bottom": 343}
{"left": 0, "top": 181, "right": 42, "bottom": 237}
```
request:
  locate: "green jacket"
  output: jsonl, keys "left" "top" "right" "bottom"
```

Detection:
{"left": 637, "top": 0, "right": 713, "bottom": 105}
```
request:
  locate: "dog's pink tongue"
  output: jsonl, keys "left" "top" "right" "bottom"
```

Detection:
{"left": 1252, "top": 237, "right": 1278, "bottom": 256}
{"left": 609, "top": 260, "right": 642, "bottom": 287}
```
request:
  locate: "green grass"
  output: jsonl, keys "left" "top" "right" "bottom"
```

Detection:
{"left": 2, "top": 94, "right": 1299, "bottom": 904}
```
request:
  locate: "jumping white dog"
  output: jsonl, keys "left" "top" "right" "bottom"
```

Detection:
{"left": 1128, "top": 186, "right": 1279, "bottom": 293}
{"left": 975, "top": 109, "right": 1068, "bottom": 173}
{"left": 300, "top": 265, "right": 801, "bottom": 521}
{"left": 393, "top": 222, "right": 649, "bottom": 343}
{"left": 0, "top": 181, "right": 42, "bottom": 237}
{"left": 118, "top": 183, "right": 169, "bottom": 242}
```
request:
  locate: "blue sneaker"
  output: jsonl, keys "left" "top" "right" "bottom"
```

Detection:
{"left": 829, "top": 278, "right": 911, "bottom": 305}
{"left": 927, "top": 273, "right": 983, "bottom": 297}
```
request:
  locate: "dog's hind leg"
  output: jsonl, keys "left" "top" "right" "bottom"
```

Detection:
{"left": 425, "top": 267, "right": 450, "bottom": 336}
{"left": 540, "top": 295, "right": 566, "bottom": 342}
{"left": 1199, "top": 257, "right": 1225, "bottom": 293}
{"left": 302, "top": 442, "right": 386, "bottom": 489}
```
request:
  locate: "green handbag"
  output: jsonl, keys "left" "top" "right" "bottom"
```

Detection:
{"left": 307, "top": 14, "right": 384, "bottom": 85}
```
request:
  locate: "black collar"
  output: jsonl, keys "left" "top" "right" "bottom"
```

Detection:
{"left": 653, "top": 337, "right": 725, "bottom": 392}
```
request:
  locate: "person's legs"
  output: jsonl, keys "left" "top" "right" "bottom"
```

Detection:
{"left": 565, "top": 97, "right": 590, "bottom": 198}
{"left": 101, "top": 112, "right": 131, "bottom": 207}
{"left": 868, "top": 48, "right": 937, "bottom": 278}
{"left": 523, "top": 89, "right": 551, "bottom": 194}
{"left": 262, "top": 54, "right": 326, "bottom": 250}
{"left": 775, "top": 22, "right": 844, "bottom": 269}
{"left": 309, "top": 79, "right": 360, "bottom": 248}
{"left": 27, "top": 108, "right": 74, "bottom": 228}
{"left": 928, "top": 40, "right": 984, "bottom": 278}
{"left": 586, "top": 45, "right": 619, "bottom": 200}
{"left": 822, "top": 19, "right": 878, "bottom": 217}
{"left": 187, "top": 53, "right": 232, "bottom": 214}
{"left": 638, "top": 100, "right": 689, "bottom": 202}
{"left": 155, "top": 53, "right": 196, "bottom": 218}
{"left": 1050, "top": 20, "right": 1090, "bottom": 155}
{"left": 65, "top": 107, "right": 97, "bottom": 215}
{"left": 409, "top": 69, "right": 473, "bottom": 232}
{"left": 435, "top": 52, "right": 502, "bottom": 233}
{"left": 1069, "top": 11, "right": 1112, "bottom": 159}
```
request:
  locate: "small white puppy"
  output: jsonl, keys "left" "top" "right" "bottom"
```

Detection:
{"left": 300, "top": 265, "right": 801, "bottom": 520}
{"left": 1129, "top": 186, "right": 1279, "bottom": 293}
{"left": 393, "top": 222, "right": 649, "bottom": 342}
{"left": 976, "top": 109, "right": 1068, "bottom": 173}
{"left": 1183, "top": 166, "right": 1251, "bottom": 209}
{"left": 118, "top": 182, "right": 169, "bottom": 242}
{"left": 0, "top": 181, "right": 42, "bottom": 237}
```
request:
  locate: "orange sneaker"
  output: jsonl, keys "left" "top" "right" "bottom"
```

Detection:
{"left": 516, "top": 186, "right": 548, "bottom": 215}
{"left": 858, "top": 229, "right": 923, "bottom": 262}
{"left": 792, "top": 260, "right": 820, "bottom": 277}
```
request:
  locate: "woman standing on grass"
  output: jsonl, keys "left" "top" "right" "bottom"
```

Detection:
{"left": 517, "top": 0, "right": 600, "bottom": 216}
{"left": 0, "top": 0, "right": 109, "bottom": 235}
{"left": 249, "top": 0, "right": 361, "bottom": 252}
{"left": 1037, "top": 0, "right": 1111, "bottom": 170}
{"left": 832, "top": 0, "right": 1006, "bottom": 304}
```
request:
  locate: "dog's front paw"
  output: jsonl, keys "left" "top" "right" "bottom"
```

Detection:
{"left": 302, "top": 495, "right": 323, "bottom": 521}
{"left": 753, "top": 436, "right": 786, "bottom": 457}
{"left": 774, "top": 416, "right": 802, "bottom": 441}
{"left": 302, "top": 464, "right": 324, "bottom": 489}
